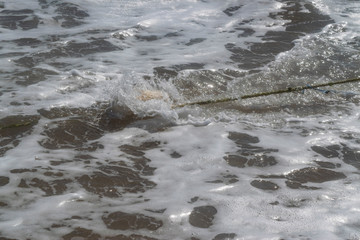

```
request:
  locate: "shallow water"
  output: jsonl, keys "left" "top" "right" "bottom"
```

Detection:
{"left": 1, "top": 0, "right": 360, "bottom": 239}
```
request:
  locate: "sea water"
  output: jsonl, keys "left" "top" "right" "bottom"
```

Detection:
{"left": 1, "top": 0, "right": 360, "bottom": 239}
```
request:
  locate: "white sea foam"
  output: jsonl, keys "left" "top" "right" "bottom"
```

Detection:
{"left": 0, "top": 0, "right": 288, "bottom": 113}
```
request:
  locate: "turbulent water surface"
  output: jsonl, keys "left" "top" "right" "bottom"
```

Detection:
{"left": 1, "top": 0, "right": 360, "bottom": 239}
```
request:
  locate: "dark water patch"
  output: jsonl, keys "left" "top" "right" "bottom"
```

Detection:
{"left": 33, "top": 178, "right": 71, "bottom": 195}
{"left": 116, "top": 156, "right": 156, "bottom": 175}
{"left": 207, "top": 174, "right": 238, "bottom": 184}
{"left": 145, "top": 208, "right": 166, "bottom": 214}
{"left": 50, "top": 2, "right": 89, "bottom": 28}
{"left": 285, "top": 180, "right": 320, "bottom": 190}
{"left": 127, "top": 157, "right": 156, "bottom": 176}
{"left": 135, "top": 35, "right": 159, "bottom": 41}
{"left": 14, "top": 68, "right": 58, "bottom": 86}
{"left": 13, "top": 38, "right": 42, "bottom": 47}
{"left": 39, "top": 119, "right": 103, "bottom": 150}
{"left": 225, "top": 131, "right": 278, "bottom": 168}
{"left": 49, "top": 159, "right": 74, "bottom": 166}
{"left": 223, "top": 155, "right": 247, "bottom": 168}
{"left": 185, "top": 38, "right": 206, "bottom": 46}
{"left": 63, "top": 40, "right": 120, "bottom": 56}
{"left": 225, "top": 43, "right": 275, "bottom": 70}
{"left": 77, "top": 165, "right": 156, "bottom": 197}
{"left": 314, "top": 161, "right": 340, "bottom": 169}
{"left": 223, "top": 5, "right": 242, "bottom": 17}
{"left": 0, "top": 15, "right": 27, "bottom": 28}
{"left": 227, "top": 132, "right": 259, "bottom": 145}
{"left": 312, "top": 144, "right": 360, "bottom": 170}
{"left": 55, "top": 2, "right": 89, "bottom": 18}
{"left": 247, "top": 155, "right": 277, "bottom": 167}
{"left": 239, "top": 19, "right": 254, "bottom": 26}
{"left": 18, "top": 177, "right": 72, "bottom": 196}
{"left": 250, "top": 179, "right": 279, "bottom": 191}
{"left": 0, "top": 115, "right": 39, "bottom": 157}
{"left": 77, "top": 172, "right": 121, "bottom": 198}
{"left": 0, "top": 9, "right": 39, "bottom": 30}
{"left": 189, "top": 205, "right": 217, "bottom": 228}
{"left": 75, "top": 154, "right": 96, "bottom": 164}
{"left": 286, "top": 167, "right": 346, "bottom": 183}
{"left": 259, "top": 167, "right": 346, "bottom": 189}
{"left": 15, "top": 56, "right": 73, "bottom": 69}
{"left": 283, "top": 198, "right": 308, "bottom": 208}
{"left": 102, "top": 211, "right": 163, "bottom": 230}
{"left": 43, "top": 171, "right": 64, "bottom": 177}
{"left": 224, "top": 153, "right": 277, "bottom": 168}
{"left": 62, "top": 228, "right": 100, "bottom": 240}
{"left": 119, "top": 145, "right": 145, "bottom": 157}
{"left": 164, "top": 31, "right": 182, "bottom": 38}
{"left": 0, "top": 176, "right": 9, "bottom": 186}
{"left": 51, "top": 223, "right": 68, "bottom": 229}
{"left": 104, "top": 234, "right": 158, "bottom": 240}
{"left": 19, "top": 16, "right": 39, "bottom": 30}
{"left": 189, "top": 197, "right": 199, "bottom": 204}
{"left": 311, "top": 145, "right": 340, "bottom": 158}
{"left": 213, "top": 233, "right": 237, "bottom": 240}
{"left": 10, "top": 168, "right": 37, "bottom": 174}
{"left": 14, "top": 56, "right": 46, "bottom": 68}
{"left": 269, "top": 201, "right": 279, "bottom": 206}
{"left": 9, "top": 101, "right": 22, "bottom": 106}
{"left": 18, "top": 179, "right": 29, "bottom": 188}
{"left": 170, "top": 151, "right": 182, "bottom": 158}
{"left": 1, "top": 10, "right": 34, "bottom": 14}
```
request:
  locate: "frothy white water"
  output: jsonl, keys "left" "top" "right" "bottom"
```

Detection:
{"left": 2, "top": 114, "right": 360, "bottom": 239}
{"left": 0, "top": 0, "right": 288, "bottom": 116}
